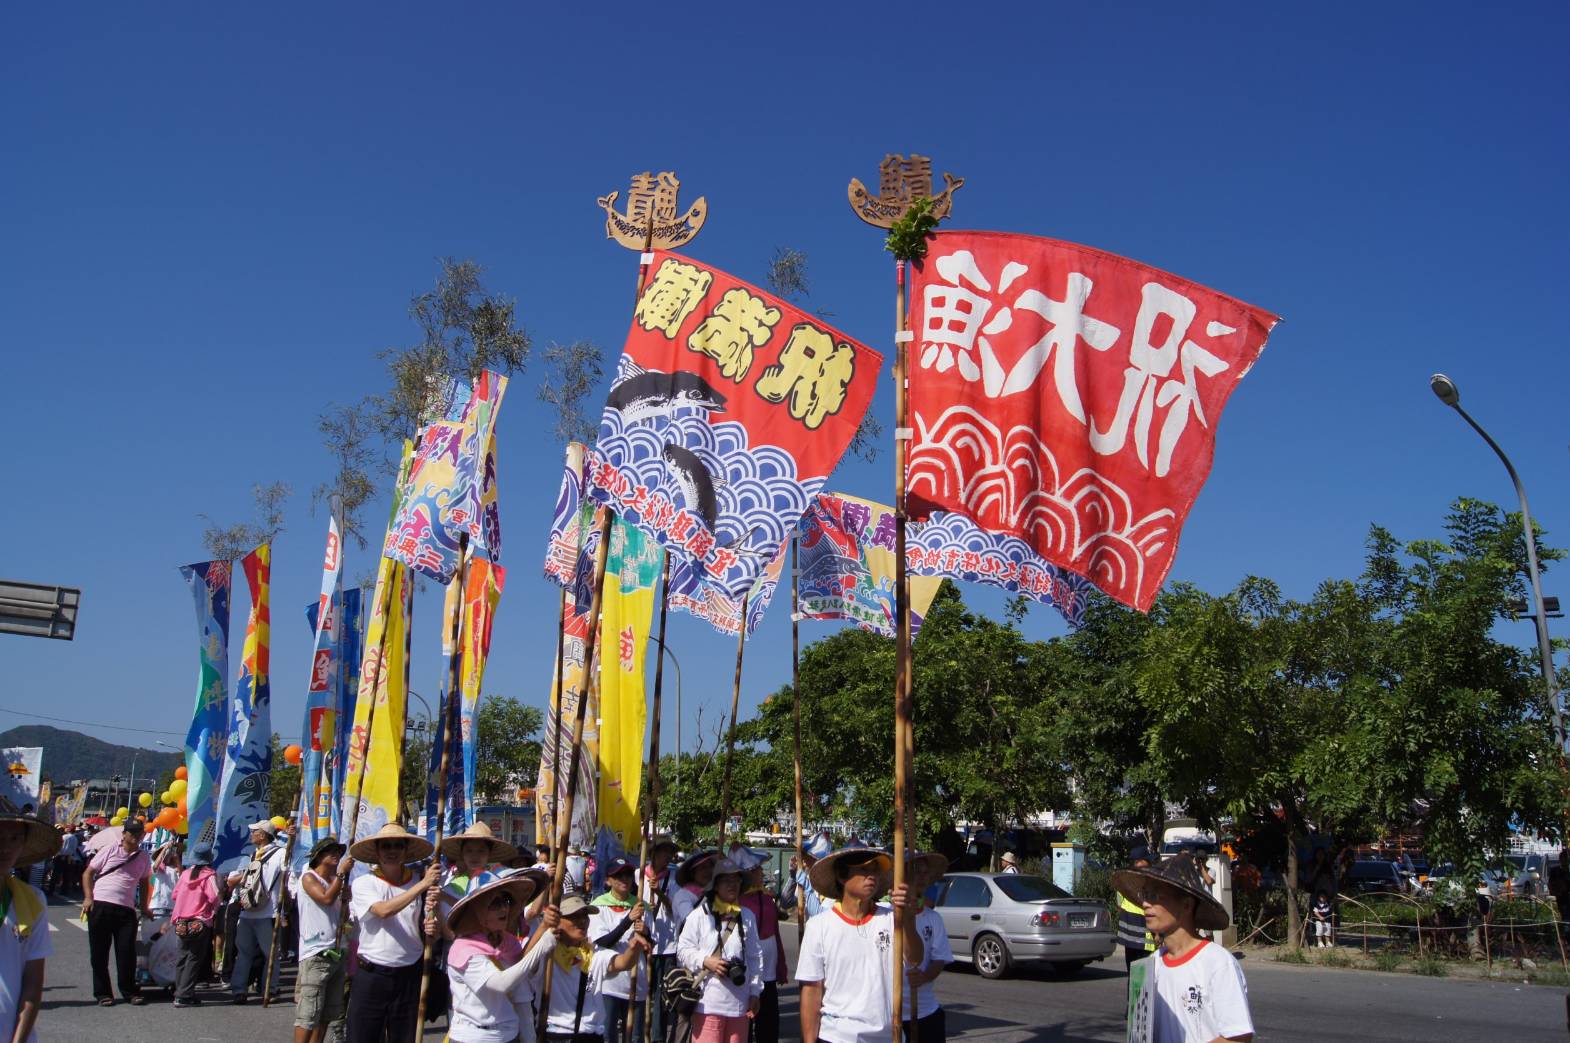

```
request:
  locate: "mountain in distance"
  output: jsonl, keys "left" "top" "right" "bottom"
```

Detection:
{"left": 0, "top": 725, "right": 183, "bottom": 785}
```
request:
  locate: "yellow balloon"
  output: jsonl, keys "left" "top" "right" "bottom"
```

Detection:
{"left": 160, "top": 791, "right": 173, "bottom": 804}
{"left": 270, "top": 816, "right": 288, "bottom": 831}
{"left": 138, "top": 792, "right": 153, "bottom": 808}
{"left": 116, "top": 807, "right": 129, "bottom": 817}
{"left": 169, "top": 779, "right": 187, "bottom": 798}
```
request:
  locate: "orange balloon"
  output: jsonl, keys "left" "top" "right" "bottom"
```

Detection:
{"left": 153, "top": 810, "right": 173, "bottom": 829}
{"left": 284, "top": 744, "right": 303, "bottom": 766}
{"left": 174, "top": 766, "right": 188, "bottom": 781}
{"left": 176, "top": 797, "right": 188, "bottom": 815}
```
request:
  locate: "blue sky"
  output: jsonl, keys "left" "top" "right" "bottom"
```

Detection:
{"left": 3, "top": 3, "right": 1567, "bottom": 769}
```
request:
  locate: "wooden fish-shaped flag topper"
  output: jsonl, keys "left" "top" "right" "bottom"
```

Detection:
{"left": 597, "top": 171, "right": 708, "bottom": 250}
{"left": 847, "top": 153, "right": 964, "bottom": 229}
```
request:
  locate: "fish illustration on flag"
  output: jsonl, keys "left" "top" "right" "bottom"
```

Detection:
{"left": 585, "top": 252, "right": 882, "bottom": 605}
{"left": 213, "top": 545, "right": 272, "bottom": 871}
{"left": 179, "top": 559, "right": 232, "bottom": 851}
{"left": 796, "top": 493, "right": 943, "bottom": 638}
{"left": 907, "top": 231, "right": 1278, "bottom": 612}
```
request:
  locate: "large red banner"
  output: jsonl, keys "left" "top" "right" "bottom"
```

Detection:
{"left": 908, "top": 231, "right": 1278, "bottom": 612}
{"left": 586, "top": 252, "right": 883, "bottom": 602}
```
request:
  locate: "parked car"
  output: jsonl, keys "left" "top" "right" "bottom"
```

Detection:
{"left": 1504, "top": 853, "right": 1550, "bottom": 895}
{"left": 1344, "top": 860, "right": 1407, "bottom": 896}
{"left": 933, "top": 872, "right": 1115, "bottom": 980}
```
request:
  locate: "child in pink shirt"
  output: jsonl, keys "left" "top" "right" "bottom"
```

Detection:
{"left": 169, "top": 850, "right": 222, "bottom": 1008}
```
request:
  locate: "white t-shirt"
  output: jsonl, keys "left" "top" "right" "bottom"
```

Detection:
{"left": 448, "top": 951, "right": 523, "bottom": 1043}
{"left": 149, "top": 864, "right": 178, "bottom": 914}
{"left": 592, "top": 902, "right": 648, "bottom": 1001}
{"left": 797, "top": 905, "right": 903, "bottom": 1043}
{"left": 527, "top": 937, "right": 616, "bottom": 1036}
{"left": 350, "top": 870, "right": 426, "bottom": 968}
{"left": 902, "top": 907, "right": 952, "bottom": 1021}
{"left": 0, "top": 884, "right": 52, "bottom": 1043}
{"left": 642, "top": 868, "right": 679, "bottom": 955}
{"left": 676, "top": 901, "right": 763, "bottom": 1017}
{"left": 297, "top": 869, "right": 342, "bottom": 961}
{"left": 237, "top": 844, "right": 287, "bottom": 921}
{"left": 1148, "top": 940, "right": 1253, "bottom": 1042}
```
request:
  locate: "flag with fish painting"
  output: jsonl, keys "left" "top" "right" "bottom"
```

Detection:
{"left": 908, "top": 511, "right": 1097, "bottom": 628}
{"left": 796, "top": 493, "right": 944, "bottom": 638}
{"left": 584, "top": 252, "right": 882, "bottom": 604}
{"left": 179, "top": 559, "right": 232, "bottom": 852}
{"left": 213, "top": 545, "right": 272, "bottom": 872}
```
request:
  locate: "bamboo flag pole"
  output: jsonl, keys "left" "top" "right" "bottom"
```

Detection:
{"left": 550, "top": 586, "right": 567, "bottom": 852}
{"left": 415, "top": 533, "right": 472, "bottom": 1028}
{"left": 629, "top": 554, "right": 672, "bottom": 1043}
{"left": 536, "top": 506, "right": 615, "bottom": 1040}
{"left": 791, "top": 537, "right": 806, "bottom": 943}
{"left": 848, "top": 154, "right": 963, "bottom": 1043}
{"left": 716, "top": 593, "right": 751, "bottom": 850}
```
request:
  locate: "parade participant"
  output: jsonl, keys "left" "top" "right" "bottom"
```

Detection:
{"left": 670, "top": 850, "right": 716, "bottom": 931}
{"left": 735, "top": 848, "right": 787, "bottom": 1043}
{"left": 149, "top": 839, "right": 182, "bottom": 920}
{"left": 0, "top": 805, "right": 60, "bottom": 1043}
{"left": 294, "top": 837, "right": 352, "bottom": 1043}
{"left": 443, "top": 868, "right": 547, "bottom": 1043}
{"left": 677, "top": 855, "right": 763, "bottom": 1043}
{"left": 641, "top": 836, "right": 680, "bottom": 1043}
{"left": 782, "top": 832, "right": 832, "bottom": 921}
{"left": 1117, "top": 846, "right": 1157, "bottom": 969}
{"left": 441, "top": 822, "right": 519, "bottom": 889}
{"left": 899, "top": 852, "right": 952, "bottom": 1043}
{"left": 1112, "top": 852, "right": 1253, "bottom": 1043}
{"left": 591, "top": 856, "right": 647, "bottom": 1043}
{"left": 999, "top": 852, "right": 1020, "bottom": 874}
{"left": 529, "top": 894, "right": 649, "bottom": 1043}
{"left": 797, "top": 846, "right": 923, "bottom": 1043}
{"left": 225, "top": 819, "right": 290, "bottom": 1004}
{"left": 82, "top": 817, "right": 151, "bottom": 1006}
{"left": 169, "top": 848, "right": 222, "bottom": 1009}
{"left": 57, "top": 826, "right": 84, "bottom": 896}
{"left": 346, "top": 823, "right": 441, "bottom": 1043}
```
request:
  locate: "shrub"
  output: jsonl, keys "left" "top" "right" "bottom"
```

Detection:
{"left": 1413, "top": 955, "right": 1448, "bottom": 977}
{"left": 1073, "top": 863, "right": 1115, "bottom": 905}
{"left": 1275, "top": 947, "right": 1308, "bottom": 965}
{"left": 1373, "top": 948, "right": 1402, "bottom": 972}
{"left": 1317, "top": 947, "right": 1350, "bottom": 968}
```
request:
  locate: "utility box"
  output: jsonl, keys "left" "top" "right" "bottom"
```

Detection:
{"left": 1051, "top": 842, "right": 1086, "bottom": 893}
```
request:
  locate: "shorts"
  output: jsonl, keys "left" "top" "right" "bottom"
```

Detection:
{"left": 294, "top": 950, "right": 347, "bottom": 1030}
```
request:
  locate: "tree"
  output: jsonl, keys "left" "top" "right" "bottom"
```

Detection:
{"left": 371, "top": 258, "right": 531, "bottom": 445}
{"left": 536, "top": 340, "right": 605, "bottom": 445}
{"left": 475, "top": 696, "right": 544, "bottom": 804}
{"left": 314, "top": 402, "right": 378, "bottom": 550}
{"left": 269, "top": 733, "right": 301, "bottom": 820}
{"left": 200, "top": 481, "right": 292, "bottom": 560}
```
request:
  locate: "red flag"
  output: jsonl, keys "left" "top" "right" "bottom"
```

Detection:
{"left": 908, "top": 231, "right": 1278, "bottom": 612}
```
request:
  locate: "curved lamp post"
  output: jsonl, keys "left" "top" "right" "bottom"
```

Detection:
{"left": 1429, "top": 373, "right": 1561, "bottom": 753}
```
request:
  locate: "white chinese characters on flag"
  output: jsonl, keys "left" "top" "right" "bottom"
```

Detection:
{"left": 908, "top": 231, "right": 1278, "bottom": 612}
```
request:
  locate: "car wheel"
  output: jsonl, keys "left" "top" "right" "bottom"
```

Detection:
{"left": 1050, "top": 961, "right": 1088, "bottom": 978}
{"left": 973, "top": 933, "right": 1011, "bottom": 980}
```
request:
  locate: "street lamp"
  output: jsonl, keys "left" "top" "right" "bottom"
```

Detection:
{"left": 1429, "top": 373, "right": 1561, "bottom": 752}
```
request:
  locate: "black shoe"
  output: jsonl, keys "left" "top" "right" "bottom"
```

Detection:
{"left": 173, "top": 998, "right": 201, "bottom": 1008}
{"left": 231, "top": 993, "right": 248, "bottom": 1005}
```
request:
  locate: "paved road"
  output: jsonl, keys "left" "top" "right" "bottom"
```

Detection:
{"left": 33, "top": 894, "right": 1569, "bottom": 1041}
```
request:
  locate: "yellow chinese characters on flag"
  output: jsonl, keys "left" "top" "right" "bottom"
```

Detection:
{"left": 594, "top": 520, "right": 662, "bottom": 863}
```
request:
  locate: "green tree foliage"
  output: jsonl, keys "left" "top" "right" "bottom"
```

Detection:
{"left": 269, "top": 733, "right": 300, "bottom": 820}
{"left": 200, "top": 481, "right": 292, "bottom": 560}
{"left": 536, "top": 340, "right": 605, "bottom": 445}
{"left": 314, "top": 402, "right": 378, "bottom": 550}
{"left": 475, "top": 696, "right": 544, "bottom": 804}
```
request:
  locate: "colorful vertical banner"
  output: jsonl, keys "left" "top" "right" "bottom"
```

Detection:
{"left": 327, "top": 586, "right": 364, "bottom": 838}
{"left": 424, "top": 558, "right": 506, "bottom": 840}
{"left": 293, "top": 519, "right": 344, "bottom": 869}
{"left": 384, "top": 372, "right": 508, "bottom": 583}
{"left": 796, "top": 494, "right": 943, "bottom": 637}
{"left": 593, "top": 522, "right": 662, "bottom": 873}
{"left": 179, "top": 559, "right": 232, "bottom": 853}
{"left": 586, "top": 252, "right": 883, "bottom": 602}
{"left": 907, "top": 231, "right": 1278, "bottom": 611}
{"left": 665, "top": 541, "right": 788, "bottom": 637}
{"left": 340, "top": 559, "right": 411, "bottom": 847}
{"left": 213, "top": 545, "right": 272, "bottom": 872}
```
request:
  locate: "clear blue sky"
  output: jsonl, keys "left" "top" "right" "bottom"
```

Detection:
{"left": 3, "top": 4, "right": 1567, "bottom": 769}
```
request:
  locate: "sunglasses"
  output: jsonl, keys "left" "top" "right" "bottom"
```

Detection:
{"left": 1133, "top": 886, "right": 1180, "bottom": 906}
{"left": 488, "top": 894, "right": 515, "bottom": 910}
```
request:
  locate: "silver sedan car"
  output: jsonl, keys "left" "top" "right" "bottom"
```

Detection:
{"left": 934, "top": 872, "right": 1116, "bottom": 979}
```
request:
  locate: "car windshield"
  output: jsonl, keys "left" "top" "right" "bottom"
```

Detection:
{"left": 1506, "top": 855, "right": 1526, "bottom": 870}
{"left": 994, "top": 875, "right": 1070, "bottom": 902}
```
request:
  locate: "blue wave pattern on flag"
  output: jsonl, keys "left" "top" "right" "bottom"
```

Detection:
{"left": 178, "top": 560, "right": 232, "bottom": 854}
{"left": 665, "top": 543, "right": 786, "bottom": 637}
{"left": 908, "top": 512, "right": 1096, "bottom": 628}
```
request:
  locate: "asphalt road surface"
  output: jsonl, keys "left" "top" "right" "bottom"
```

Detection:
{"left": 33, "top": 894, "right": 1569, "bottom": 1042}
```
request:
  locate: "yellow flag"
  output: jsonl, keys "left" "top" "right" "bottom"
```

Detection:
{"left": 595, "top": 522, "right": 662, "bottom": 859}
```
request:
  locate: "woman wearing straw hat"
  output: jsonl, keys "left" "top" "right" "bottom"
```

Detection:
{"left": 796, "top": 846, "right": 922, "bottom": 1043}
{"left": 1111, "top": 852, "right": 1253, "bottom": 1043}
{"left": 441, "top": 822, "right": 519, "bottom": 889}
{"left": 0, "top": 806, "right": 60, "bottom": 1043}
{"left": 294, "top": 836, "right": 352, "bottom": 1043}
{"left": 669, "top": 850, "right": 716, "bottom": 934}
{"left": 345, "top": 824, "right": 441, "bottom": 1043}
{"left": 677, "top": 856, "right": 763, "bottom": 1043}
{"left": 442, "top": 868, "right": 548, "bottom": 1043}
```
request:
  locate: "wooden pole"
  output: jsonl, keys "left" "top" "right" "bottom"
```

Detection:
{"left": 628, "top": 555, "right": 672, "bottom": 1043}
{"left": 537, "top": 507, "right": 616, "bottom": 1039}
{"left": 550, "top": 586, "right": 567, "bottom": 853}
{"left": 792, "top": 537, "right": 807, "bottom": 944}
{"left": 415, "top": 535, "right": 471, "bottom": 1029}
{"left": 260, "top": 778, "right": 306, "bottom": 1007}
{"left": 717, "top": 594, "right": 751, "bottom": 849}
{"left": 889, "top": 257, "right": 915, "bottom": 1043}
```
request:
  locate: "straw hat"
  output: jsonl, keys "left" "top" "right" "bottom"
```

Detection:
{"left": 348, "top": 822, "right": 435, "bottom": 864}
{"left": 809, "top": 846, "right": 893, "bottom": 899}
{"left": 675, "top": 848, "right": 718, "bottom": 887}
{"left": 0, "top": 799, "right": 60, "bottom": 867}
{"left": 905, "top": 851, "right": 950, "bottom": 882}
{"left": 705, "top": 856, "right": 749, "bottom": 894}
{"left": 1111, "top": 851, "right": 1229, "bottom": 932}
{"left": 438, "top": 821, "right": 518, "bottom": 864}
{"left": 801, "top": 831, "right": 833, "bottom": 861}
{"left": 443, "top": 868, "right": 541, "bottom": 934}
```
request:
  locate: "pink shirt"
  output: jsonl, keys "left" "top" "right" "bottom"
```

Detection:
{"left": 88, "top": 845, "right": 151, "bottom": 910}
{"left": 171, "top": 868, "right": 221, "bottom": 923}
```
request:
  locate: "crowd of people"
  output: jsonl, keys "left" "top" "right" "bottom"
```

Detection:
{"left": 0, "top": 800, "right": 1259, "bottom": 1043}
